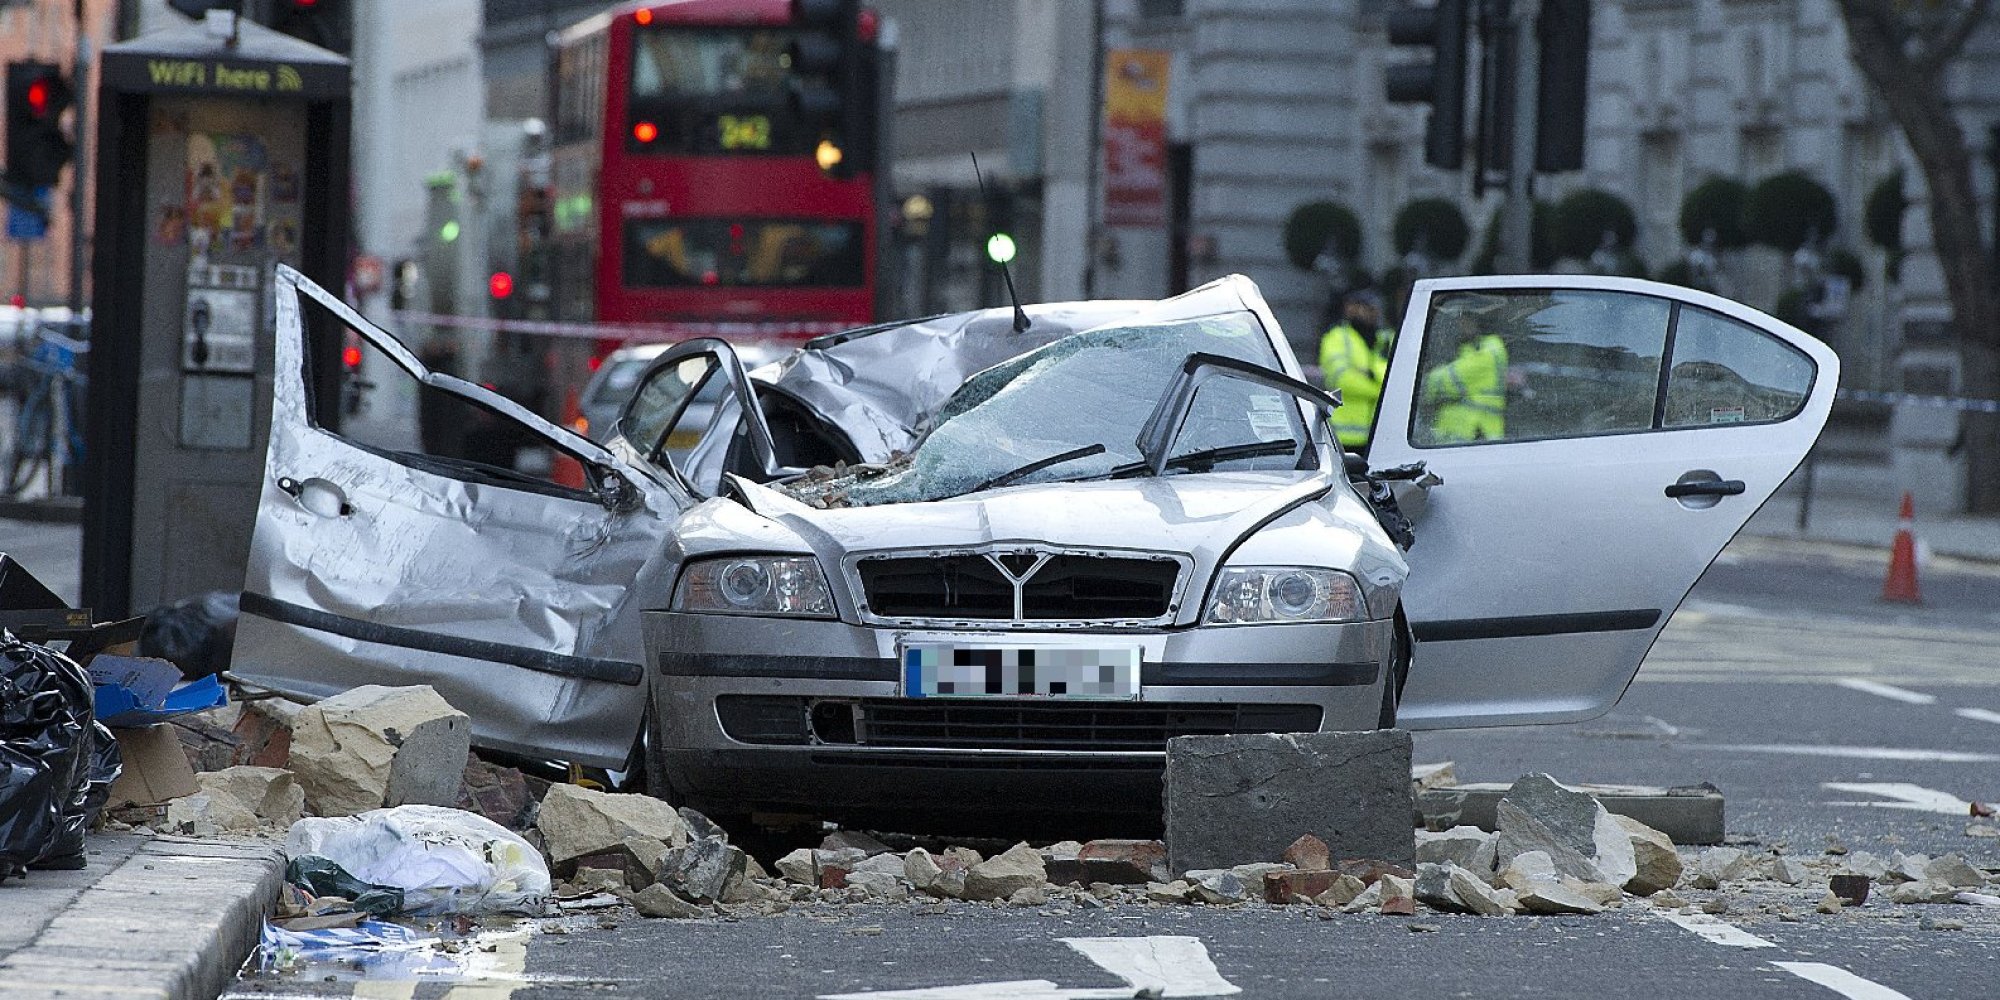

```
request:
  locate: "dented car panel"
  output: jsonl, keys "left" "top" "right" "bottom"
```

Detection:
{"left": 231, "top": 267, "right": 689, "bottom": 768}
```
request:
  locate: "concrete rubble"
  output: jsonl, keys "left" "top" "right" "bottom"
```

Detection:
{"left": 125, "top": 685, "right": 2000, "bottom": 931}
{"left": 288, "top": 684, "right": 473, "bottom": 817}
{"left": 535, "top": 783, "right": 691, "bottom": 869}
{"left": 1164, "top": 730, "right": 1415, "bottom": 873}
{"left": 164, "top": 766, "right": 305, "bottom": 835}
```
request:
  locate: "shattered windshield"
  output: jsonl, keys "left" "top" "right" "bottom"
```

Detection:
{"left": 779, "top": 311, "right": 1309, "bottom": 508}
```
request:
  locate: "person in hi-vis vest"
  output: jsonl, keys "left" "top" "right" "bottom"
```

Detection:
{"left": 1317, "top": 289, "right": 1392, "bottom": 449}
{"left": 1420, "top": 311, "right": 1509, "bottom": 444}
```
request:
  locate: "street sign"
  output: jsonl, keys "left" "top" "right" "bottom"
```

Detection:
{"left": 4, "top": 186, "right": 50, "bottom": 239}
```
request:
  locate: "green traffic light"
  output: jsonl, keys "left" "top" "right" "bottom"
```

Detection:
{"left": 439, "top": 220, "right": 461, "bottom": 243}
{"left": 986, "top": 232, "right": 1017, "bottom": 264}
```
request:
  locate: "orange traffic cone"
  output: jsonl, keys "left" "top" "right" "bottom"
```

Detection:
{"left": 1881, "top": 491, "right": 1922, "bottom": 604}
{"left": 552, "top": 387, "right": 587, "bottom": 490}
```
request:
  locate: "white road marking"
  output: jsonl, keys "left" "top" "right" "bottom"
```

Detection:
{"left": 821, "top": 982, "right": 1078, "bottom": 1000}
{"left": 1833, "top": 679, "right": 1937, "bottom": 705}
{"left": 351, "top": 983, "right": 417, "bottom": 1000}
{"left": 1062, "top": 937, "right": 1241, "bottom": 998}
{"left": 1661, "top": 913, "right": 1775, "bottom": 949}
{"left": 1823, "top": 782, "right": 1974, "bottom": 814}
{"left": 1954, "top": 707, "right": 2000, "bottom": 725}
{"left": 1708, "top": 743, "right": 2000, "bottom": 763}
{"left": 1770, "top": 962, "right": 1912, "bottom": 1000}
{"left": 442, "top": 925, "right": 533, "bottom": 1000}
{"left": 821, "top": 937, "right": 1239, "bottom": 1000}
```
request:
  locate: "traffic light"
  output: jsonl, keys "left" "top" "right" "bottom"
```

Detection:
{"left": 1535, "top": 0, "right": 1590, "bottom": 172}
{"left": 1383, "top": 0, "right": 1468, "bottom": 170}
{"left": 5, "top": 62, "right": 74, "bottom": 190}
{"left": 269, "top": 0, "right": 352, "bottom": 55}
{"left": 788, "top": 0, "right": 877, "bottom": 178}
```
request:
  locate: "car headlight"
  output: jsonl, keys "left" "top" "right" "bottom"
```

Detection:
{"left": 1206, "top": 567, "right": 1365, "bottom": 624}
{"left": 674, "top": 556, "right": 835, "bottom": 617}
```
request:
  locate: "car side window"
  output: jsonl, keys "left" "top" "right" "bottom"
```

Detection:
{"left": 1410, "top": 289, "right": 1670, "bottom": 446}
{"left": 621, "top": 354, "right": 718, "bottom": 458}
{"left": 1664, "top": 306, "right": 1813, "bottom": 427}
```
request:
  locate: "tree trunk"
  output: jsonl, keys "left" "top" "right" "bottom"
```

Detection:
{"left": 1838, "top": 0, "right": 2000, "bottom": 512}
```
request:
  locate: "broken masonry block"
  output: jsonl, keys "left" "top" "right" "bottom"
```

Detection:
{"left": 1165, "top": 730, "right": 1414, "bottom": 875}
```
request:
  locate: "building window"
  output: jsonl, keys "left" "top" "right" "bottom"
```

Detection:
{"left": 1139, "top": 0, "right": 1185, "bottom": 19}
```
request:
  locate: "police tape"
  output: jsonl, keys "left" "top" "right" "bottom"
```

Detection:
{"left": 1836, "top": 388, "right": 2000, "bottom": 414}
{"left": 385, "top": 311, "right": 851, "bottom": 343}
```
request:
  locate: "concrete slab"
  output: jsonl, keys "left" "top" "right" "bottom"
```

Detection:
{"left": 1416, "top": 782, "right": 1725, "bottom": 846}
{"left": 1166, "top": 730, "right": 1414, "bottom": 874}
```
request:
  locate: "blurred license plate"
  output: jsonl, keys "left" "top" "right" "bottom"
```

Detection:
{"left": 900, "top": 644, "right": 1141, "bottom": 699}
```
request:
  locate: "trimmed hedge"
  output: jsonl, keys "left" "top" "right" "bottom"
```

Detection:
{"left": 1744, "top": 170, "right": 1838, "bottom": 252}
{"left": 1550, "top": 188, "right": 1638, "bottom": 260}
{"left": 1283, "top": 201, "right": 1363, "bottom": 271}
{"left": 1679, "top": 177, "right": 1750, "bottom": 249}
{"left": 1391, "top": 198, "right": 1471, "bottom": 262}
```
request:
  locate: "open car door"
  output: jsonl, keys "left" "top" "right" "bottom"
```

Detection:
{"left": 1368, "top": 275, "right": 1837, "bottom": 728}
{"left": 231, "top": 267, "right": 691, "bottom": 768}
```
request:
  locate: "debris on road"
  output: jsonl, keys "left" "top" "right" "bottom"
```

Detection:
{"left": 286, "top": 803, "right": 551, "bottom": 916}
{"left": 1419, "top": 778, "right": 1725, "bottom": 846}
{"left": 534, "top": 782, "right": 690, "bottom": 869}
{"left": 289, "top": 685, "right": 471, "bottom": 817}
{"left": 1164, "top": 730, "right": 1414, "bottom": 873}
{"left": 165, "top": 765, "right": 304, "bottom": 834}
{"left": 962, "top": 843, "right": 1048, "bottom": 901}
{"left": 1828, "top": 873, "right": 1871, "bottom": 906}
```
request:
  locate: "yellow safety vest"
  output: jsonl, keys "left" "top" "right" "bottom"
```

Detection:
{"left": 1421, "top": 334, "right": 1507, "bottom": 443}
{"left": 1319, "top": 323, "right": 1390, "bottom": 449}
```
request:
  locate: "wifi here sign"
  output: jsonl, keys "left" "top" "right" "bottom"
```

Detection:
{"left": 144, "top": 59, "right": 306, "bottom": 93}
{"left": 101, "top": 44, "right": 344, "bottom": 100}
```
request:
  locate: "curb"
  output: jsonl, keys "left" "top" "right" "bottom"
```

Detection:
{"left": 0, "top": 837, "right": 284, "bottom": 1000}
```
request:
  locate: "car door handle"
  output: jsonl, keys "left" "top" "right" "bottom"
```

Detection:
{"left": 277, "top": 476, "right": 353, "bottom": 517}
{"left": 1664, "top": 478, "right": 1745, "bottom": 499}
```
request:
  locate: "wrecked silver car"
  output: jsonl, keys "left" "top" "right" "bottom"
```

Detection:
{"left": 232, "top": 268, "right": 1836, "bottom": 825}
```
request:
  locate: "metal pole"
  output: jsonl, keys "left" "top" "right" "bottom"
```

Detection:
{"left": 1499, "top": 0, "right": 1538, "bottom": 272}
{"left": 68, "top": 0, "right": 89, "bottom": 315}
{"left": 1082, "top": 0, "right": 1104, "bottom": 298}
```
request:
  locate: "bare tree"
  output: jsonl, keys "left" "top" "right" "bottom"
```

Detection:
{"left": 1835, "top": 0, "right": 1999, "bottom": 512}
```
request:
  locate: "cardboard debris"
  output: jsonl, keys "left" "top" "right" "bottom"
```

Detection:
{"left": 105, "top": 723, "right": 200, "bottom": 808}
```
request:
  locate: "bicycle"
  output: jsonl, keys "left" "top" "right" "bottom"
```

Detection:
{"left": 5, "top": 320, "right": 88, "bottom": 499}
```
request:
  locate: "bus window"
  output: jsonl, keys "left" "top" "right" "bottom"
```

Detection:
{"left": 626, "top": 28, "right": 819, "bottom": 155}
{"left": 622, "top": 219, "right": 865, "bottom": 288}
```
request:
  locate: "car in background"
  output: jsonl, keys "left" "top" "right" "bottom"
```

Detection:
{"left": 578, "top": 340, "right": 786, "bottom": 443}
{"left": 232, "top": 267, "right": 1836, "bottom": 830}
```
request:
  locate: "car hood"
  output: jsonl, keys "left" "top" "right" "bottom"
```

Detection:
{"left": 751, "top": 469, "right": 1337, "bottom": 568}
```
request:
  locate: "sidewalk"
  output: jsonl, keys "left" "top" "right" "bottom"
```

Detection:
{"left": 0, "top": 834, "right": 284, "bottom": 1000}
{"left": 1743, "top": 488, "right": 2000, "bottom": 564}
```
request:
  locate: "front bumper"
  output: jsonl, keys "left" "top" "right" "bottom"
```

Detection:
{"left": 643, "top": 611, "right": 1394, "bottom": 819}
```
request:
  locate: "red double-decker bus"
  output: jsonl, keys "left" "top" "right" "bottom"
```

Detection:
{"left": 550, "top": 0, "right": 877, "bottom": 339}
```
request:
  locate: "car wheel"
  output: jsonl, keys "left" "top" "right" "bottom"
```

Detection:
{"left": 1376, "top": 607, "right": 1412, "bottom": 729}
{"left": 639, "top": 708, "right": 676, "bottom": 802}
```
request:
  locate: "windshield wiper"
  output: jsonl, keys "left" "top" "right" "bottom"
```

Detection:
{"left": 970, "top": 443, "right": 1108, "bottom": 493}
{"left": 1097, "top": 438, "right": 1302, "bottom": 480}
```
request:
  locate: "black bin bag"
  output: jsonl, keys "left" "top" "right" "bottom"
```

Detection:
{"left": 0, "top": 630, "right": 122, "bottom": 879}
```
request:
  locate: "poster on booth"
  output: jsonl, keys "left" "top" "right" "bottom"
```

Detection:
{"left": 1101, "top": 49, "right": 1170, "bottom": 229}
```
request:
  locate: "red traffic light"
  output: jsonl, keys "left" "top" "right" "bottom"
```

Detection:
{"left": 341, "top": 345, "right": 363, "bottom": 369}
{"left": 488, "top": 271, "right": 515, "bottom": 299}
{"left": 25, "top": 78, "right": 51, "bottom": 117}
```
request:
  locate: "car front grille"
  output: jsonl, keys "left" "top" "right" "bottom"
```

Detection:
{"left": 855, "top": 552, "right": 1182, "bottom": 622}
{"left": 851, "top": 699, "right": 1321, "bottom": 752}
